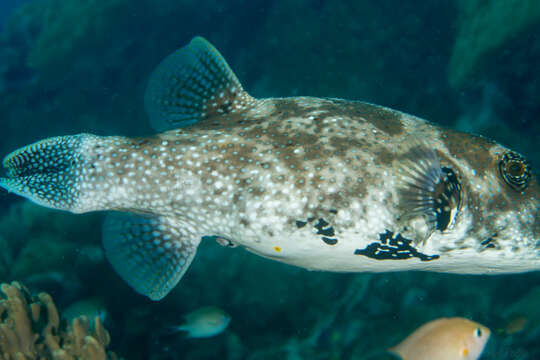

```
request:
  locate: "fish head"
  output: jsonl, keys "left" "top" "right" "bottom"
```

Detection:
{"left": 398, "top": 130, "right": 539, "bottom": 271}
{"left": 461, "top": 322, "right": 491, "bottom": 359}
{"left": 485, "top": 142, "right": 538, "bottom": 240}
{"left": 456, "top": 139, "right": 540, "bottom": 255}
{"left": 436, "top": 130, "right": 539, "bottom": 267}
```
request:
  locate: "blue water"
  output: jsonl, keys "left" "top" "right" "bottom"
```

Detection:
{"left": 0, "top": 1, "right": 538, "bottom": 359}
{"left": 0, "top": 0, "right": 31, "bottom": 29}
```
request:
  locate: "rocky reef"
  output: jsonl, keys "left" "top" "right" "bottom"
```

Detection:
{"left": 0, "top": 281, "right": 118, "bottom": 359}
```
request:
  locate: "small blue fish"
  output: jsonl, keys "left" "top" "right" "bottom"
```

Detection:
{"left": 1, "top": 37, "right": 538, "bottom": 300}
{"left": 167, "top": 306, "right": 230, "bottom": 338}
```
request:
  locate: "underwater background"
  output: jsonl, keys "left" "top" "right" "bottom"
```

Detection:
{"left": 0, "top": 0, "right": 539, "bottom": 359}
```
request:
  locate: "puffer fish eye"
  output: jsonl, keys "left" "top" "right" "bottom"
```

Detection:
{"left": 508, "top": 162, "right": 525, "bottom": 176}
{"left": 475, "top": 328, "right": 482, "bottom": 337}
{"left": 499, "top": 152, "right": 531, "bottom": 191}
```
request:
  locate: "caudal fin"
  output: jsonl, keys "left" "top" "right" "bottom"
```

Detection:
{"left": 0, "top": 134, "right": 92, "bottom": 212}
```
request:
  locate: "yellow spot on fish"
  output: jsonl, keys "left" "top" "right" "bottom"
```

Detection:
{"left": 462, "top": 348, "right": 469, "bottom": 356}
{"left": 274, "top": 246, "right": 282, "bottom": 252}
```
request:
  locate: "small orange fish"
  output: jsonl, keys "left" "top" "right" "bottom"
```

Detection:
{"left": 389, "top": 317, "right": 490, "bottom": 360}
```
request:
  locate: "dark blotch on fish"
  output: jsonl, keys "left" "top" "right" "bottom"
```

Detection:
{"left": 322, "top": 237, "right": 338, "bottom": 245}
{"left": 314, "top": 218, "right": 335, "bottom": 237}
{"left": 354, "top": 230, "right": 439, "bottom": 261}
{"left": 296, "top": 220, "right": 307, "bottom": 228}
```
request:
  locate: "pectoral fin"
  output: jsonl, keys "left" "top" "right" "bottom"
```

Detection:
{"left": 102, "top": 212, "right": 200, "bottom": 300}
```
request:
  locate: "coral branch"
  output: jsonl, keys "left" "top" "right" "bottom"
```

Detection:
{"left": 0, "top": 281, "right": 119, "bottom": 360}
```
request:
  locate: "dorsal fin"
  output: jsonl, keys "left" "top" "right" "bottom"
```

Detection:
{"left": 144, "top": 36, "right": 256, "bottom": 131}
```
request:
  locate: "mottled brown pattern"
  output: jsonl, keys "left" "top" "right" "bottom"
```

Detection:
{"left": 463, "top": 181, "right": 487, "bottom": 235}
{"left": 373, "top": 148, "right": 396, "bottom": 167}
{"left": 328, "top": 136, "right": 369, "bottom": 158}
{"left": 347, "top": 102, "right": 404, "bottom": 136}
{"left": 195, "top": 111, "right": 262, "bottom": 130}
{"left": 439, "top": 129, "right": 495, "bottom": 177}
{"left": 296, "top": 99, "right": 404, "bottom": 136}
{"left": 274, "top": 99, "right": 312, "bottom": 120}
{"left": 275, "top": 98, "right": 405, "bottom": 137}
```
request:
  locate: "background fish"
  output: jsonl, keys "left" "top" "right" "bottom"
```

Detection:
{"left": 0, "top": 36, "right": 538, "bottom": 301}
{"left": 389, "top": 317, "right": 491, "bottom": 360}
{"left": 62, "top": 296, "right": 108, "bottom": 328}
{"left": 502, "top": 315, "right": 528, "bottom": 335}
{"left": 499, "top": 285, "right": 540, "bottom": 336}
{"left": 166, "top": 306, "right": 230, "bottom": 338}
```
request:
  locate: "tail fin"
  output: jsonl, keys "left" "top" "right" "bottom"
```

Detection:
{"left": 0, "top": 134, "right": 92, "bottom": 212}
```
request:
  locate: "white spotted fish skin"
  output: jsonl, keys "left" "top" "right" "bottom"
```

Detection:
{"left": 1, "top": 37, "right": 539, "bottom": 300}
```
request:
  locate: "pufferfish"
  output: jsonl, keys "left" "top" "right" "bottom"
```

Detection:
{"left": 0, "top": 37, "right": 538, "bottom": 300}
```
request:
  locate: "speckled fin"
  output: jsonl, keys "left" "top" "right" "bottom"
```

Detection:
{"left": 102, "top": 212, "right": 200, "bottom": 300}
{"left": 0, "top": 134, "right": 89, "bottom": 211}
{"left": 144, "top": 36, "right": 256, "bottom": 131}
{"left": 397, "top": 146, "right": 462, "bottom": 233}
{"left": 398, "top": 147, "right": 443, "bottom": 231}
